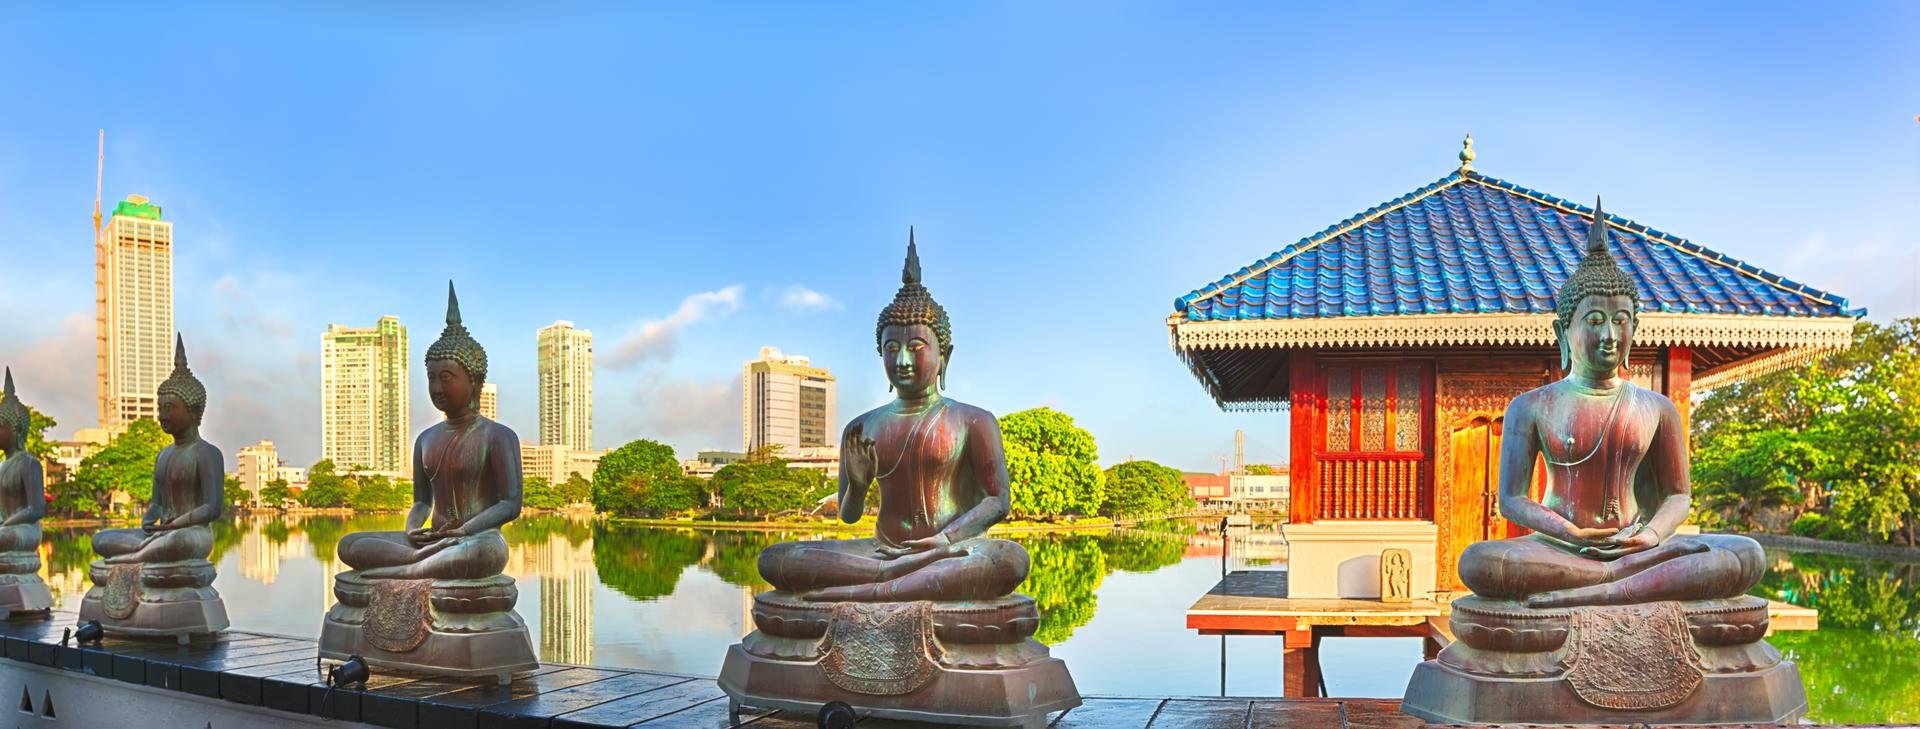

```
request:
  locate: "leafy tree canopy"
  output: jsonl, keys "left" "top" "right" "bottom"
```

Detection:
{"left": 999, "top": 407, "right": 1104, "bottom": 518}
{"left": 1100, "top": 459, "right": 1194, "bottom": 518}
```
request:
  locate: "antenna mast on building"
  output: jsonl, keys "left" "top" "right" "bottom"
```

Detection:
{"left": 94, "top": 130, "right": 104, "bottom": 235}
{"left": 1234, "top": 429, "right": 1246, "bottom": 475}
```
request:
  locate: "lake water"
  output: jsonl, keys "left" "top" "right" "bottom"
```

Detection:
{"left": 34, "top": 515, "right": 1919, "bottom": 723}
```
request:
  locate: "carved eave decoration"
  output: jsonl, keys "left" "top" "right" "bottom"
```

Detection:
{"left": 1169, "top": 311, "right": 1856, "bottom": 406}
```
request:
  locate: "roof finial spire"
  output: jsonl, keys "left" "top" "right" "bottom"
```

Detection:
{"left": 1459, "top": 133, "right": 1476, "bottom": 174}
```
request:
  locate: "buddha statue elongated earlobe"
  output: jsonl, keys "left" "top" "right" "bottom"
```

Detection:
{"left": 1555, "top": 322, "right": 1571, "bottom": 373}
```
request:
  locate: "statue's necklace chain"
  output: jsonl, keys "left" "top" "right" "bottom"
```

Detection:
{"left": 872, "top": 400, "right": 945, "bottom": 483}
{"left": 1542, "top": 384, "right": 1627, "bottom": 468}
{"left": 1543, "top": 384, "right": 1629, "bottom": 523}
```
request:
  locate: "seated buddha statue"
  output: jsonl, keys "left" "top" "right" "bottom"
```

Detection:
{"left": 319, "top": 283, "right": 535, "bottom": 681}
{"left": 1403, "top": 202, "right": 1803, "bottom": 724}
{"left": 723, "top": 233, "right": 1078, "bottom": 727}
{"left": 0, "top": 369, "right": 53, "bottom": 616}
{"left": 79, "top": 336, "right": 229, "bottom": 638}
{"left": 1456, "top": 201, "right": 1764, "bottom": 608}
{"left": 757, "top": 236, "right": 1027, "bottom": 602}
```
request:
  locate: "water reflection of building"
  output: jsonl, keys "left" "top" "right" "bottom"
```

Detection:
{"left": 509, "top": 531, "right": 595, "bottom": 665}
{"left": 237, "top": 529, "right": 310, "bottom": 584}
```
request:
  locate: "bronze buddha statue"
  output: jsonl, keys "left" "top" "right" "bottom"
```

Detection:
{"left": 0, "top": 369, "right": 53, "bottom": 618}
{"left": 721, "top": 232, "right": 1079, "bottom": 728}
{"left": 1402, "top": 201, "right": 1805, "bottom": 723}
{"left": 317, "top": 283, "right": 537, "bottom": 682}
{"left": 78, "top": 336, "right": 230, "bottom": 640}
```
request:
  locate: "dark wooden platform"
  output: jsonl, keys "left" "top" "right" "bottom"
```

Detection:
{"left": 0, "top": 610, "right": 1434, "bottom": 728}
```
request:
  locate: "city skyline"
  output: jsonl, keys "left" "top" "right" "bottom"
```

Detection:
{"left": 2, "top": 5, "right": 1914, "bottom": 473}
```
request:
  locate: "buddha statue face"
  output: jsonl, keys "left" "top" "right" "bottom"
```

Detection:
{"left": 880, "top": 323, "right": 945, "bottom": 396}
{"left": 156, "top": 392, "right": 199, "bottom": 436}
{"left": 428, "top": 359, "right": 477, "bottom": 416}
{"left": 1559, "top": 293, "right": 1637, "bottom": 379}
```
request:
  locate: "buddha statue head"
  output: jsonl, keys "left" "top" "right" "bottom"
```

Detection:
{"left": 1553, "top": 199, "right": 1643, "bottom": 377}
{"left": 0, "top": 368, "right": 27, "bottom": 453}
{"left": 874, "top": 229, "right": 952, "bottom": 394}
{"left": 156, "top": 335, "right": 208, "bottom": 436}
{"left": 425, "top": 281, "right": 489, "bottom": 416}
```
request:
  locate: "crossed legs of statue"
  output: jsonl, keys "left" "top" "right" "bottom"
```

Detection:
{"left": 1460, "top": 533, "right": 1766, "bottom": 608}
{"left": 338, "top": 529, "right": 509, "bottom": 580}
{"left": 94, "top": 526, "right": 212, "bottom": 565}
{"left": 759, "top": 537, "right": 1029, "bottom": 602}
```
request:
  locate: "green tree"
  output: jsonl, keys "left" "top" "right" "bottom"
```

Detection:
{"left": 636, "top": 474, "right": 706, "bottom": 517}
{"left": 713, "top": 459, "right": 830, "bottom": 517}
{"left": 223, "top": 474, "right": 249, "bottom": 510}
{"left": 561, "top": 473, "right": 592, "bottom": 506}
{"left": 259, "top": 478, "right": 292, "bottom": 509}
{"left": 347, "top": 474, "right": 407, "bottom": 511}
{"left": 59, "top": 418, "right": 168, "bottom": 515}
{"left": 523, "top": 475, "right": 564, "bottom": 510}
{"left": 1245, "top": 464, "right": 1275, "bottom": 476}
{"left": 592, "top": 439, "right": 683, "bottom": 515}
{"left": 1100, "top": 460, "right": 1194, "bottom": 518}
{"left": 1692, "top": 430, "right": 1821, "bottom": 531}
{"left": 299, "top": 459, "right": 354, "bottom": 508}
{"left": 999, "top": 407, "right": 1104, "bottom": 518}
{"left": 1694, "top": 318, "right": 1920, "bottom": 543}
{"left": 18, "top": 403, "right": 56, "bottom": 462}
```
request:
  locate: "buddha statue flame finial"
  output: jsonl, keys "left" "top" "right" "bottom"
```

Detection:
{"left": 426, "top": 281, "right": 489, "bottom": 386}
{"left": 157, "top": 334, "right": 208, "bottom": 417}
{"left": 0, "top": 368, "right": 27, "bottom": 449}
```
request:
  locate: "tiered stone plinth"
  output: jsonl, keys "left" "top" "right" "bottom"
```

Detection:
{"left": 0, "top": 551, "right": 51, "bottom": 619}
{"left": 1402, "top": 595, "right": 1807, "bottom": 723}
{"left": 318, "top": 571, "right": 537, "bottom": 683}
{"left": 77, "top": 558, "right": 228, "bottom": 640}
{"left": 719, "top": 592, "right": 1080, "bottom": 728}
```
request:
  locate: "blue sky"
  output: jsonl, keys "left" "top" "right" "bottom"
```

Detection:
{"left": 2, "top": 3, "right": 1915, "bottom": 471}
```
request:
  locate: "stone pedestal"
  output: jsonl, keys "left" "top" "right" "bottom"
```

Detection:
{"left": 317, "top": 571, "right": 537, "bottom": 683}
{"left": 0, "top": 551, "right": 51, "bottom": 619}
{"left": 1401, "top": 595, "right": 1807, "bottom": 723}
{"left": 77, "top": 558, "right": 228, "bottom": 640}
{"left": 719, "top": 592, "right": 1080, "bottom": 728}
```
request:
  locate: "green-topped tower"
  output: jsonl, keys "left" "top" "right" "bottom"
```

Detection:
{"left": 96, "top": 193, "right": 174, "bottom": 430}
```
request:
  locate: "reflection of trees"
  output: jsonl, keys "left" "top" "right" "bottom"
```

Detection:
{"left": 206, "top": 518, "right": 245, "bottom": 564}
{"left": 704, "top": 531, "right": 782, "bottom": 590}
{"left": 1754, "top": 551, "right": 1920, "bottom": 722}
{"left": 261, "top": 519, "right": 292, "bottom": 547}
{"left": 506, "top": 514, "right": 593, "bottom": 548}
{"left": 44, "top": 526, "right": 97, "bottom": 574}
{"left": 1014, "top": 535, "right": 1107, "bottom": 645}
{"left": 1098, "top": 533, "right": 1186, "bottom": 573}
{"left": 592, "top": 524, "right": 706, "bottom": 601}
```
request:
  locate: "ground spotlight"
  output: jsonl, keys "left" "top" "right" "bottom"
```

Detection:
{"left": 73, "top": 621, "right": 104, "bottom": 646}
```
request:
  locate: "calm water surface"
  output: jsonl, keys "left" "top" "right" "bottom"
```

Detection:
{"left": 35, "top": 515, "right": 1919, "bottom": 722}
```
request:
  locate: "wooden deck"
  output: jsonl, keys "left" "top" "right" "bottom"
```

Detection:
{"left": 0, "top": 609, "right": 1426, "bottom": 728}
{"left": 1186, "top": 570, "right": 1821, "bottom": 697}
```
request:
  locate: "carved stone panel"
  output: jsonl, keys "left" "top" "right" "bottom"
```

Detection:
{"left": 1380, "top": 548, "right": 1412, "bottom": 603}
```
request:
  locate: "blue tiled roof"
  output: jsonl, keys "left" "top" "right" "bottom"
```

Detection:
{"left": 1175, "top": 171, "right": 1851, "bottom": 321}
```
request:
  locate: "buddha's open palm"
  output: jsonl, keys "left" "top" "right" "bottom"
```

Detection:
{"left": 847, "top": 423, "right": 879, "bottom": 473}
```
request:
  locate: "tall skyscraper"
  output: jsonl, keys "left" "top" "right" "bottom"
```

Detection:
{"left": 743, "top": 346, "right": 836, "bottom": 454}
{"left": 321, "top": 316, "right": 410, "bottom": 473}
{"left": 234, "top": 439, "right": 278, "bottom": 508}
{"left": 537, "top": 321, "right": 593, "bottom": 450}
{"left": 479, "top": 382, "right": 499, "bottom": 420}
{"left": 95, "top": 194, "right": 173, "bottom": 430}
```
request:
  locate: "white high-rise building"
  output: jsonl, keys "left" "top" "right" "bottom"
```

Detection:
{"left": 234, "top": 440, "right": 278, "bottom": 508}
{"left": 479, "top": 382, "right": 499, "bottom": 420}
{"left": 743, "top": 346, "right": 836, "bottom": 454}
{"left": 321, "top": 316, "right": 410, "bottom": 472}
{"left": 537, "top": 321, "right": 593, "bottom": 450}
{"left": 95, "top": 195, "right": 173, "bottom": 430}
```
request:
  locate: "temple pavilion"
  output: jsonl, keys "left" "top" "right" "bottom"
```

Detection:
{"left": 1168, "top": 138, "right": 1859, "bottom": 598}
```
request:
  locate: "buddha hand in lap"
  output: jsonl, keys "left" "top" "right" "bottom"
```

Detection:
{"left": 1457, "top": 201, "right": 1762, "bottom": 609}
{"left": 336, "top": 283, "right": 519, "bottom": 582}
{"left": 758, "top": 236, "right": 1029, "bottom": 603}
{"left": 94, "top": 337, "right": 224, "bottom": 567}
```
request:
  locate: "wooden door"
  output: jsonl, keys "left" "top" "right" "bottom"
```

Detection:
{"left": 1446, "top": 417, "right": 1503, "bottom": 586}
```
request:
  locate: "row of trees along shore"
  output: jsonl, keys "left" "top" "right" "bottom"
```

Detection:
{"left": 586, "top": 407, "right": 1196, "bottom": 521}
{"left": 1691, "top": 318, "right": 1920, "bottom": 545}
{"left": 19, "top": 401, "right": 1192, "bottom": 522}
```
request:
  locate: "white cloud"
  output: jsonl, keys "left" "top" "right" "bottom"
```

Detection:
{"left": 614, "top": 373, "right": 742, "bottom": 454}
{"left": 606, "top": 286, "right": 744, "bottom": 369}
{"left": 778, "top": 285, "right": 841, "bottom": 313}
{"left": 0, "top": 314, "right": 96, "bottom": 436}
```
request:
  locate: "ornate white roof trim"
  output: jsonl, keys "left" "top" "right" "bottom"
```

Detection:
{"left": 1168, "top": 312, "right": 1857, "bottom": 353}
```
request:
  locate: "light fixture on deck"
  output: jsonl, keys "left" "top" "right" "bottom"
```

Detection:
{"left": 67, "top": 620, "right": 103, "bottom": 646}
{"left": 329, "top": 654, "right": 370, "bottom": 688}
